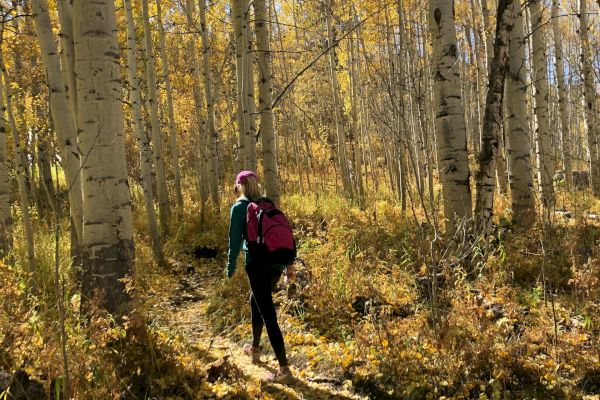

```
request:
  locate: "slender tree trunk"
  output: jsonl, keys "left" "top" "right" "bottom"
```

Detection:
{"left": 0, "top": 59, "right": 12, "bottom": 255}
{"left": 0, "top": 51, "right": 36, "bottom": 286}
{"left": 198, "top": 0, "right": 220, "bottom": 206}
{"left": 254, "top": 0, "right": 280, "bottom": 203}
{"left": 475, "top": 0, "right": 514, "bottom": 234}
{"left": 74, "top": 0, "right": 134, "bottom": 317}
{"left": 430, "top": 0, "right": 473, "bottom": 232}
{"left": 125, "top": 0, "right": 163, "bottom": 264}
{"left": 243, "top": 1, "right": 258, "bottom": 172}
{"left": 325, "top": 0, "right": 352, "bottom": 197}
{"left": 551, "top": 0, "right": 572, "bottom": 187}
{"left": 141, "top": 0, "right": 171, "bottom": 234}
{"left": 156, "top": 0, "right": 184, "bottom": 213}
{"left": 348, "top": 16, "right": 364, "bottom": 207}
{"left": 31, "top": 0, "right": 84, "bottom": 243}
{"left": 56, "top": 0, "right": 77, "bottom": 122}
{"left": 185, "top": 0, "right": 210, "bottom": 212}
{"left": 505, "top": 1, "right": 535, "bottom": 224}
{"left": 580, "top": 0, "right": 600, "bottom": 196}
{"left": 529, "top": 0, "right": 555, "bottom": 214}
{"left": 232, "top": 0, "right": 246, "bottom": 169}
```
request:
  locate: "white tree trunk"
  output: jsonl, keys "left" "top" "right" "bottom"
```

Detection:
{"left": 242, "top": 0, "right": 257, "bottom": 171}
{"left": 56, "top": 0, "right": 77, "bottom": 122}
{"left": 552, "top": 0, "right": 572, "bottom": 187}
{"left": 325, "top": 0, "right": 352, "bottom": 197}
{"left": 185, "top": 0, "right": 210, "bottom": 209}
{"left": 232, "top": 0, "right": 246, "bottom": 169}
{"left": 430, "top": 0, "right": 473, "bottom": 231}
{"left": 505, "top": 1, "right": 535, "bottom": 224}
{"left": 73, "top": 0, "right": 134, "bottom": 317}
{"left": 580, "top": 0, "right": 600, "bottom": 196}
{"left": 0, "top": 59, "right": 12, "bottom": 255}
{"left": 141, "top": 0, "right": 171, "bottom": 234}
{"left": 529, "top": 0, "right": 555, "bottom": 213}
{"left": 0, "top": 52, "right": 36, "bottom": 284}
{"left": 254, "top": 0, "right": 280, "bottom": 203}
{"left": 125, "top": 0, "right": 163, "bottom": 263}
{"left": 31, "top": 0, "right": 84, "bottom": 243}
{"left": 156, "top": 0, "right": 184, "bottom": 213}
{"left": 198, "top": 0, "right": 220, "bottom": 206}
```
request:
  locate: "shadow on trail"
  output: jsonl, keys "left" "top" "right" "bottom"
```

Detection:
{"left": 263, "top": 379, "right": 357, "bottom": 400}
{"left": 259, "top": 365, "right": 357, "bottom": 400}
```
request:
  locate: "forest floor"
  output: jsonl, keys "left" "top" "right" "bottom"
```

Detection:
{"left": 148, "top": 250, "right": 365, "bottom": 400}
{"left": 3, "top": 192, "right": 600, "bottom": 399}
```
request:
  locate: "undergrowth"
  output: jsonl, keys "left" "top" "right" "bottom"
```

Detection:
{"left": 1, "top": 187, "right": 600, "bottom": 399}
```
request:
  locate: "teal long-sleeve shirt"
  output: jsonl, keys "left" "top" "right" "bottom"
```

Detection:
{"left": 227, "top": 198, "right": 250, "bottom": 277}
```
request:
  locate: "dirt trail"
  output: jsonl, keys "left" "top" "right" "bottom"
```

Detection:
{"left": 154, "top": 256, "right": 366, "bottom": 400}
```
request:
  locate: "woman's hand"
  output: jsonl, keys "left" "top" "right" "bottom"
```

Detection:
{"left": 225, "top": 263, "right": 235, "bottom": 278}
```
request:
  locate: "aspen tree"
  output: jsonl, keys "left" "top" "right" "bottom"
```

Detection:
{"left": 529, "top": 0, "right": 555, "bottom": 213}
{"left": 254, "top": 0, "right": 280, "bottom": 203}
{"left": 31, "top": 0, "right": 84, "bottom": 242}
{"left": 232, "top": 0, "right": 246, "bottom": 169}
{"left": 325, "top": 0, "right": 352, "bottom": 197}
{"left": 505, "top": 1, "right": 535, "bottom": 224}
{"left": 580, "top": 0, "right": 600, "bottom": 196}
{"left": 141, "top": 0, "right": 170, "bottom": 234}
{"left": 552, "top": 0, "right": 573, "bottom": 187}
{"left": 0, "top": 56, "right": 12, "bottom": 255}
{"left": 430, "top": 0, "right": 473, "bottom": 232}
{"left": 124, "top": 0, "right": 162, "bottom": 263}
{"left": 198, "top": 0, "right": 220, "bottom": 205}
{"left": 479, "top": 0, "right": 509, "bottom": 194}
{"left": 156, "top": 0, "right": 184, "bottom": 212}
{"left": 56, "top": 0, "right": 76, "bottom": 121}
{"left": 475, "top": 0, "right": 514, "bottom": 234}
{"left": 73, "top": 0, "right": 134, "bottom": 316}
{"left": 242, "top": 0, "right": 257, "bottom": 171}
{"left": 185, "top": 0, "right": 210, "bottom": 211}
{"left": 0, "top": 49, "right": 35, "bottom": 283}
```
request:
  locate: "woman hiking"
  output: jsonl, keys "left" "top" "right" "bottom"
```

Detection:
{"left": 226, "top": 171, "right": 293, "bottom": 383}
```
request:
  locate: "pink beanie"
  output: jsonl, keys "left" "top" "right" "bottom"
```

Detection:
{"left": 235, "top": 170, "right": 257, "bottom": 185}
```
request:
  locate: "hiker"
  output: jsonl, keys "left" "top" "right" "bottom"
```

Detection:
{"left": 226, "top": 171, "right": 293, "bottom": 383}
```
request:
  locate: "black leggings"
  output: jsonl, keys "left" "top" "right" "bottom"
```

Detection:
{"left": 246, "top": 262, "right": 287, "bottom": 366}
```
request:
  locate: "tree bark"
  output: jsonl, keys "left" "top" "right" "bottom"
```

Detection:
{"left": 31, "top": 0, "right": 84, "bottom": 243}
{"left": 0, "top": 50, "right": 36, "bottom": 286}
{"left": 475, "top": 0, "right": 515, "bottom": 234}
{"left": 125, "top": 0, "right": 163, "bottom": 264}
{"left": 156, "top": 0, "right": 184, "bottom": 213}
{"left": 551, "top": 0, "right": 572, "bottom": 187}
{"left": 74, "top": 0, "right": 134, "bottom": 317}
{"left": 254, "top": 0, "right": 280, "bottom": 203}
{"left": 529, "top": 0, "right": 555, "bottom": 214}
{"left": 579, "top": 0, "right": 600, "bottom": 195}
{"left": 0, "top": 56, "right": 12, "bottom": 255}
{"left": 325, "top": 0, "right": 352, "bottom": 197}
{"left": 185, "top": 0, "right": 210, "bottom": 211}
{"left": 242, "top": 0, "right": 258, "bottom": 172}
{"left": 430, "top": 0, "right": 473, "bottom": 232}
{"left": 141, "top": 0, "right": 171, "bottom": 234}
{"left": 198, "top": 0, "right": 220, "bottom": 206}
{"left": 56, "top": 0, "right": 77, "bottom": 122}
{"left": 505, "top": 1, "right": 536, "bottom": 224}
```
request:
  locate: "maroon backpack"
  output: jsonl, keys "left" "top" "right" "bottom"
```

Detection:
{"left": 246, "top": 198, "right": 296, "bottom": 266}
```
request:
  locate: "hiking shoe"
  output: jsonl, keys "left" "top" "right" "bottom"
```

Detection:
{"left": 264, "top": 366, "right": 293, "bottom": 385}
{"left": 243, "top": 344, "right": 261, "bottom": 363}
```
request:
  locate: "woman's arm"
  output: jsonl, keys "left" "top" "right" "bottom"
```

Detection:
{"left": 227, "top": 202, "right": 246, "bottom": 277}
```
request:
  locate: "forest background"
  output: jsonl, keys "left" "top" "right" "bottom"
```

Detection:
{"left": 1, "top": 0, "right": 600, "bottom": 398}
